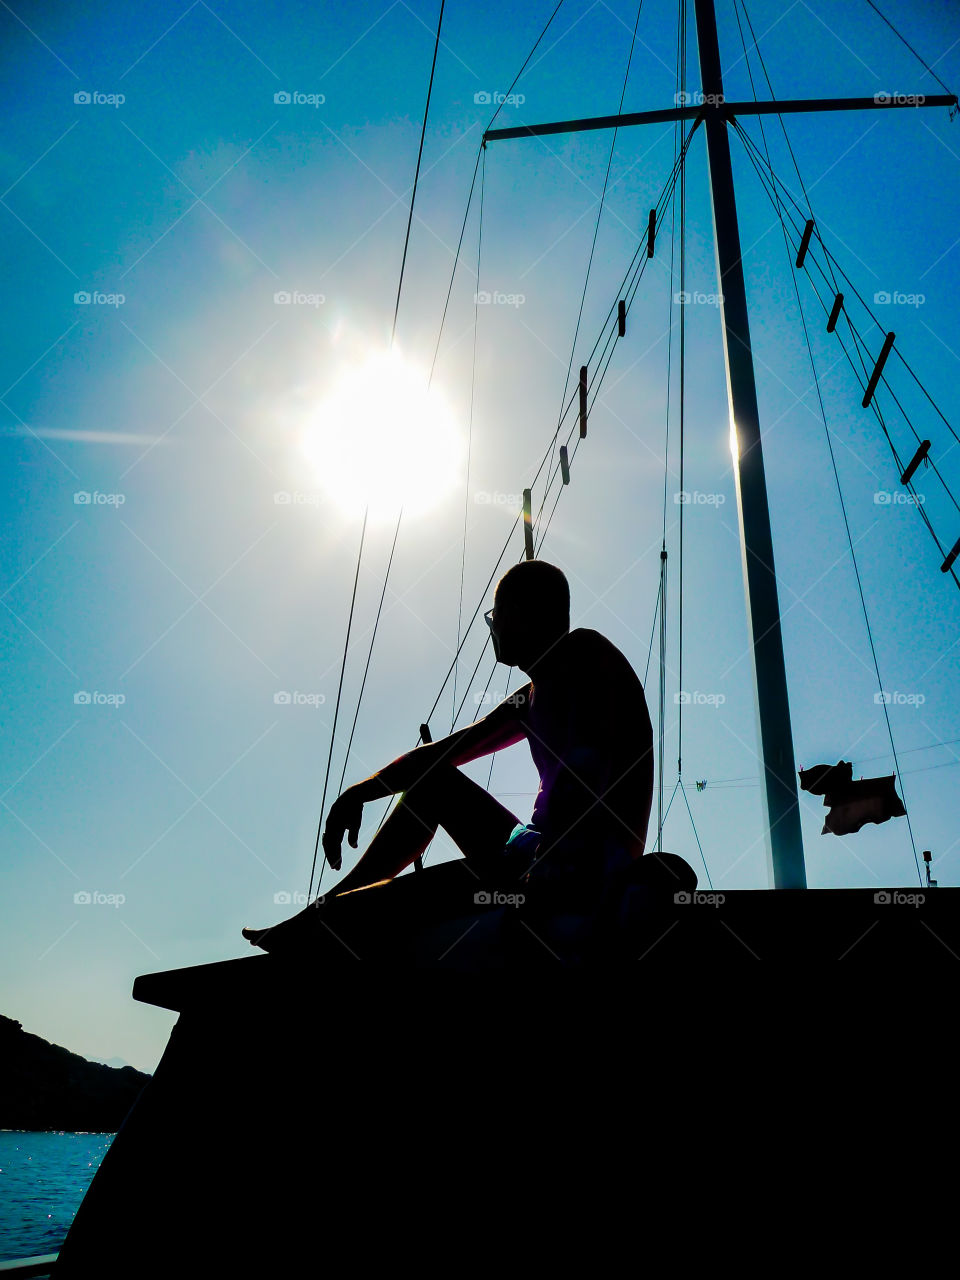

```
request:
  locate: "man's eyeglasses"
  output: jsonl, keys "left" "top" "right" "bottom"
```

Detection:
{"left": 484, "top": 609, "right": 495, "bottom": 628}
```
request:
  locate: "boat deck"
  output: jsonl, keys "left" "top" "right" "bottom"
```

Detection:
{"left": 52, "top": 862, "right": 958, "bottom": 1276}
{"left": 132, "top": 860, "right": 960, "bottom": 1012}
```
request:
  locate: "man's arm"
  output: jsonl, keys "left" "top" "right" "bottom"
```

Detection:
{"left": 351, "top": 685, "right": 531, "bottom": 802}
{"left": 321, "top": 687, "right": 530, "bottom": 870}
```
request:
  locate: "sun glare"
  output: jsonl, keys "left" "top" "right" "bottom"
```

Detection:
{"left": 302, "top": 350, "right": 463, "bottom": 520}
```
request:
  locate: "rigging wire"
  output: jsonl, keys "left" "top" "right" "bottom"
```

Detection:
{"left": 533, "top": 124, "right": 700, "bottom": 549}
{"left": 727, "top": 113, "right": 960, "bottom": 556}
{"left": 430, "top": 0, "right": 569, "bottom": 386}
{"left": 731, "top": 0, "right": 923, "bottom": 883}
{"left": 391, "top": 0, "right": 446, "bottom": 346}
{"left": 736, "top": 14, "right": 913, "bottom": 505}
{"left": 676, "top": 0, "right": 687, "bottom": 791}
{"left": 533, "top": 127, "right": 699, "bottom": 517}
{"left": 307, "top": 505, "right": 369, "bottom": 902}
{"left": 733, "top": 2, "right": 844, "bottom": 326}
{"left": 643, "top": 574, "right": 662, "bottom": 687}
{"left": 656, "top": 0, "right": 685, "bottom": 858}
{"left": 334, "top": 508, "right": 405, "bottom": 801}
{"left": 729, "top": 116, "right": 960, "bottom": 452}
{"left": 699, "top": 732, "right": 960, "bottom": 789}
{"left": 862, "top": 0, "right": 957, "bottom": 99}
{"left": 452, "top": 145, "right": 485, "bottom": 731}
{"left": 529, "top": 135, "right": 698, "bottom": 524}
{"left": 545, "top": 2, "right": 644, "bottom": 494}
{"left": 730, "top": 117, "right": 960, "bottom": 589}
{"left": 309, "top": 0, "right": 445, "bottom": 899}
{"left": 679, "top": 776, "right": 713, "bottom": 889}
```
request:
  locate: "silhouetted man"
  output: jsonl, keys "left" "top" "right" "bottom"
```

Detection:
{"left": 243, "top": 560, "right": 654, "bottom": 949}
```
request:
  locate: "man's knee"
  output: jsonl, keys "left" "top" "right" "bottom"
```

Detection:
{"left": 402, "top": 763, "right": 458, "bottom": 809}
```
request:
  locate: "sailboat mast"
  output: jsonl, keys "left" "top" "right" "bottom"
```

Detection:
{"left": 693, "top": 0, "right": 806, "bottom": 888}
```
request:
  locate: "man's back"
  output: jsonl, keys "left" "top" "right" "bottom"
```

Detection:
{"left": 508, "top": 627, "right": 654, "bottom": 860}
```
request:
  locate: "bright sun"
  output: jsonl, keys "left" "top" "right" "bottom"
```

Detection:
{"left": 301, "top": 350, "right": 463, "bottom": 520}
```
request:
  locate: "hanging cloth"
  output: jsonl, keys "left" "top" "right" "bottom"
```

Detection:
{"left": 798, "top": 761, "right": 853, "bottom": 795}
{"left": 821, "top": 774, "right": 906, "bottom": 836}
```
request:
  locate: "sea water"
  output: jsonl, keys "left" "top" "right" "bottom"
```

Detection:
{"left": 0, "top": 1131, "right": 113, "bottom": 1262}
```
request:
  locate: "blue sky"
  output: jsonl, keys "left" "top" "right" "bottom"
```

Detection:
{"left": 2, "top": 0, "right": 959, "bottom": 1073}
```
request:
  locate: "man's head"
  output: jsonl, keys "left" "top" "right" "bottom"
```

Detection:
{"left": 488, "top": 560, "right": 570, "bottom": 672}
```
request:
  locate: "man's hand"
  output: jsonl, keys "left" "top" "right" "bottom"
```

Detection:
{"left": 322, "top": 786, "right": 364, "bottom": 872}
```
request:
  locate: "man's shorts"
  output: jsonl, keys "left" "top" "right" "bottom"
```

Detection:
{"left": 498, "top": 822, "right": 634, "bottom": 900}
{"left": 499, "top": 822, "right": 542, "bottom": 879}
{"left": 504, "top": 821, "right": 542, "bottom": 854}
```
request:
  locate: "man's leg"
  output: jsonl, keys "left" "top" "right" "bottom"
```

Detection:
{"left": 322, "top": 765, "right": 520, "bottom": 897}
{"left": 242, "top": 767, "right": 520, "bottom": 947}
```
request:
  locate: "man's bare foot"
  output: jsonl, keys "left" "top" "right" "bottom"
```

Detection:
{"left": 242, "top": 897, "right": 328, "bottom": 952}
{"left": 241, "top": 924, "right": 272, "bottom": 947}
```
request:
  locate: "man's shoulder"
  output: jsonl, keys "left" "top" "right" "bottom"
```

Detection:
{"left": 568, "top": 630, "right": 649, "bottom": 710}
{"left": 567, "top": 627, "right": 639, "bottom": 673}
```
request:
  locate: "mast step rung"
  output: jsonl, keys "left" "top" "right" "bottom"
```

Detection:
{"left": 796, "top": 218, "right": 814, "bottom": 268}
{"left": 900, "top": 439, "right": 930, "bottom": 486}
{"left": 827, "top": 292, "right": 844, "bottom": 332}
{"left": 862, "top": 331, "right": 895, "bottom": 408}
{"left": 522, "top": 488, "right": 534, "bottom": 560}
{"left": 942, "top": 535, "right": 960, "bottom": 575}
{"left": 559, "top": 444, "right": 570, "bottom": 484}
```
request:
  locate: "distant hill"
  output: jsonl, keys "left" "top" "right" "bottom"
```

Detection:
{"left": 92, "top": 1055, "right": 135, "bottom": 1071}
{"left": 0, "top": 1014, "right": 151, "bottom": 1132}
